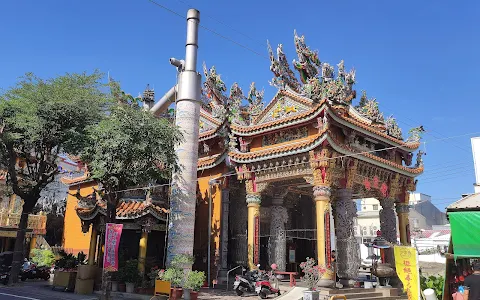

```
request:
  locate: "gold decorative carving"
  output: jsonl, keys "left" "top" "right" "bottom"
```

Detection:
{"left": 388, "top": 173, "right": 401, "bottom": 200}
{"left": 345, "top": 159, "right": 358, "bottom": 190}
{"left": 236, "top": 164, "right": 252, "bottom": 180}
{"left": 245, "top": 179, "right": 255, "bottom": 194}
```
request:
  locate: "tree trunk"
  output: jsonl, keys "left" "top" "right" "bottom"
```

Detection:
{"left": 9, "top": 202, "right": 33, "bottom": 285}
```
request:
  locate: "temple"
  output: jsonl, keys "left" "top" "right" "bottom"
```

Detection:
{"left": 63, "top": 31, "right": 424, "bottom": 285}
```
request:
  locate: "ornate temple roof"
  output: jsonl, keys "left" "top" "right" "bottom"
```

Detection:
{"left": 198, "top": 30, "right": 425, "bottom": 175}
{"left": 75, "top": 197, "right": 168, "bottom": 221}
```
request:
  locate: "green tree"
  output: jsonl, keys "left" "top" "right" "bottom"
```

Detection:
{"left": 0, "top": 71, "right": 110, "bottom": 283}
{"left": 80, "top": 81, "right": 181, "bottom": 299}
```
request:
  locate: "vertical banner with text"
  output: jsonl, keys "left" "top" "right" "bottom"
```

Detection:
{"left": 394, "top": 246, "right": 420, "bottom": 300}
{"left": 103, "top": 223, "right": 124, "bottom": 272}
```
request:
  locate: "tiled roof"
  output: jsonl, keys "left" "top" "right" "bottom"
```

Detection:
{"left": 76, "top": 198, "right": 168, "bottom": 221}
{"left": 229, "top": 129, "right": 422, "bottom": 175}
{"left": 229, "top": 131, "right": 325, "bottom": 161}
{"left": 198, "top": 152, "right": 226, "bottom": 170}
{"left": 447, "top": 193, "right": 480, "bottom": 210}
{"left": 231, "top": 89, "right": 419, "bottom": 150}
{"left": 60, "top": 173, "right": 91, "bottom": 185}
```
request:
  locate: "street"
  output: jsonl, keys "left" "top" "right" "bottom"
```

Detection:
{"left": 0, "top": 281, "right": 98, "bottom": 300}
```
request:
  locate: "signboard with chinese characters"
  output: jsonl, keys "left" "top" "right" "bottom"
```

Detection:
{"left": 103, "top": 223, "right": 123, "bottom": 272}
{"left": 394, "top": 246, "right": 420, "bottom": 300}
{"left": 325, "top": 211, "right": 331, "bottom": 269}
{"left": 254, "top": 215, "right": 260, "bottom": 265}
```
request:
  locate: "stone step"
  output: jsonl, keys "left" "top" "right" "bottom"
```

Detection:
{"left": 321, "top": 288, "right": 377, "bottom": 294}
{"left": 338, "top": 292, "right": 384, "bottom": 299}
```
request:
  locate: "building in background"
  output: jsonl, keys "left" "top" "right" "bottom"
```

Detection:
{"left": 355, "top": 193, "right": 447, "bottom": 245}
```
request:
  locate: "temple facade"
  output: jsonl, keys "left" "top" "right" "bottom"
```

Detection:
{"left": 63, "top": 31, "right": 424, "bottom": 285}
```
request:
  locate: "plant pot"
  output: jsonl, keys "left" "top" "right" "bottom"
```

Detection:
{"left": 184, "top": 289, "right": 192, "bottom": 300}
{"left": 169, "top": 287, "right": 183, "bottom": 300}
{"left": 118, "top": 282, "right": 126, "bottom": 292}
{"left": 303, "top": 290, "right": 320, "bottom": 300}
{"left": 190, "top": 291, "right": 199, "bottom": 300}
{"left": 126, "top": 282, "right": 135, "bottom": 293}
{"left": 111, "top": 281, "right": 118, "bottom": 292}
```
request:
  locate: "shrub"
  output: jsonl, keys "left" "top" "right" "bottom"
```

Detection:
{"left": 122, "top": 259, "right": 139, "bottom": 284}
{"left": 185, "top": 271, "right": 205, "bottom": 291}
{"left": 299, "top": 257, "right": 327, "bottom": 291}
{"left": 420, "top": 275, "right": 444, "bottom": 299}
{"left": 31, "top": 249, "right": 55, "bottom": 267}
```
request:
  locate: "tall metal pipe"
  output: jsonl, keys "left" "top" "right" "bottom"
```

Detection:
{"left": 150, "top": 85, "right": 177, "bottom": 116}
{"left": 166, "top": 9, "right": 202, "bottom": 268}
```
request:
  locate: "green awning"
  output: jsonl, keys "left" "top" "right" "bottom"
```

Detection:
{"left": 449, "top": 211, "right": 480, "bottom": 258}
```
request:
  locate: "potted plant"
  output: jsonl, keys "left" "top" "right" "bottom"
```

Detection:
{"left": 123, "top": 259, "right": 139, "bottom": 293}
{"left": 162, "top": 267, "right": 184, "bottom": 300}
{"left": 52, "top": 250, "right": 80, "bottom": 291}
{"left": 154, "top": 269, "right": 171, "bottom": 297}
{"left": 184, "top": 270, "right": 205, "bottom": 300}
{"left": 300, "top": 257, "right": 327, "bottom": 300}
{"left": 110, "top": 271, "right": 119, "bottom": 292}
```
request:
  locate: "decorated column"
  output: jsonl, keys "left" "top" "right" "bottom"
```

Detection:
{"left": 138, "top": 232, "right": 148, "bottom": 275}
{"left": 220, "top": 189, "right": 230, "bottom": 270}
{"left": 380, "top": 198, "right": 397, "bottom": 244}
{"left": 332, "top": 188, "right": 360, "bottom": 283}
{"left": 246, "top": 193, "right": 261, "bottom": 270}
{"left": 29, "top": 235, "right": 37, "bottom": 258}
{"left": 396, "top": 203, "right": 411, "bottom": 245}
{"left": 380, "top": 198, "right": 397, "bottom": 264}
{"left": 313, "top": 186, "right": 331, "bottom": 268}
{"left": 269, "top": 190, "right": 288, "bottom": 271}
{"left": 88, "top": 226, "right": 98, "bottom": 265}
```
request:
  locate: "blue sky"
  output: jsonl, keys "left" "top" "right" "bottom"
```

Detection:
{"left": 1, "top": 0, "right": 479, "bottom": 209}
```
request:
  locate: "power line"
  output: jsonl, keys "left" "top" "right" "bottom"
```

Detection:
{"left": 147, "top": 0, "right": 269, "bottom": 60}
{"left": 174, "top": 0, "right": 266, "bottom": 48}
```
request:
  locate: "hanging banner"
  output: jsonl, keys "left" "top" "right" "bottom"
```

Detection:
{"left": 253, "top": 215, "right": 260, "bottom": 265}
{"left": 103, "top": 223, "right": 123, "bottom": 272}
{"left": 325, "top": 210, "right": 331, "bottom": 268}
{"left": 394, "top": 246, "right": 420, "bottom": 300}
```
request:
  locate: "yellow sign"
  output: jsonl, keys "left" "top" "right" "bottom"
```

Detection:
{"left": 394, "top": 246, "right": 420, "bottom": 300}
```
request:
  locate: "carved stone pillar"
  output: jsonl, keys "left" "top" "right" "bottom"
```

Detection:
{"left": 246, "top": 193, "right": 261, "bottom": 270}
{"left": 269, "top": 191, "right": 288, "bottom": 271}
{"left": 380, "top": 198, "right": 397, "bottom": 265}
{"left": 396, "top": 203, "right": 411, "bottom": 245}
{"left": 220, "top": 189, "right": 230, "bottom": 269}
{"left": 380, "top": 198, "right": 397, "bottom": 244}
{"left": 332, "top": 188, "right": 360, "bottom": 282}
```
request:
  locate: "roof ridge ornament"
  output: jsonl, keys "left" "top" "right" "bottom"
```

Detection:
{"left": 385, "top": 115, "right": 403, "bottom": 140}
{"left": 355, "top": 91, "right": 385, "bottom": 124}
{"left": 406, "top": 126, "right": 425, "bottom": 144}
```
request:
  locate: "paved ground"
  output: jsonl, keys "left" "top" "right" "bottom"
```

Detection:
{"left": 0, "top": 281, "right": 97, "bottom": 300}
{"left": 0, "top": 278, "right": 293, "bottom": 300}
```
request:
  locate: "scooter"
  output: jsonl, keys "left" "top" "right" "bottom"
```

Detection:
{"left": 255, "top": 272, "right": 281, "bottom": 299}
{"left": 21, "top": 264, "right": 50, "bottom": 281}
{"left": 233, "top": 266, "right": 260, "bottom": 296}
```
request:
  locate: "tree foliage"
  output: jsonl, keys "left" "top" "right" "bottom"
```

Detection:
{"left": 0, "top": 71, "right": 111, "bottom": 283}
{"left": 81, "top": 81, "right": 181, "bottom": 221}
{"left": 0, "top": 71, "right": 110, "bottom": 204}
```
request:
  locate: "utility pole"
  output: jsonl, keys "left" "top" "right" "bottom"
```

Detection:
{"left": 164, "top": 9, "right": 202, "bottom": 267}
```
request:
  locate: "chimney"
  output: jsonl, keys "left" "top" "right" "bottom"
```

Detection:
{"left": 471, "top": 137, "right": 480, "bottom": 193}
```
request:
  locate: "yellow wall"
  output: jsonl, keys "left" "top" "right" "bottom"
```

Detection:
{"left": 63, "top": 182, "right": 96, "bottom": 255}
{"left": 196, "top": 164, "right": 226, "bottom": 271}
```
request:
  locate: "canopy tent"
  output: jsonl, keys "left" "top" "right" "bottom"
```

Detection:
{"left": 448, "top": 211, "right": 480, "bottom": 258}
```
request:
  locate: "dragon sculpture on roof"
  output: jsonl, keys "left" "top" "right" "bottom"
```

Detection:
{"left": 267, "top": 31, "right": 356, "bottom": 106}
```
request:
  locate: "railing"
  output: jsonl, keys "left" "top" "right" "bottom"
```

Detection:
{"left": 226, "top": 265, "right": 243, "bottom": 291}
{"left": 0, "top": 210, "right": 47, "bottom": 233}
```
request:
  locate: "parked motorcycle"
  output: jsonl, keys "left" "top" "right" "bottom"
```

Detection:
{"left": 233, "top": 266, "right": 260, "bottom": 296}
{"left": 20, "top": 264, "right": 50, "bottom": 281}
{"left": 255, "top": 271, "right": 281, "bottom": 299}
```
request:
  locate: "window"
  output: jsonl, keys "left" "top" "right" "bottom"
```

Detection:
{"left": 373, "top": 204, "right": 379, "bottom": 210}
{"left": 413, "top": 218, "right": 419, "bottom": 228}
